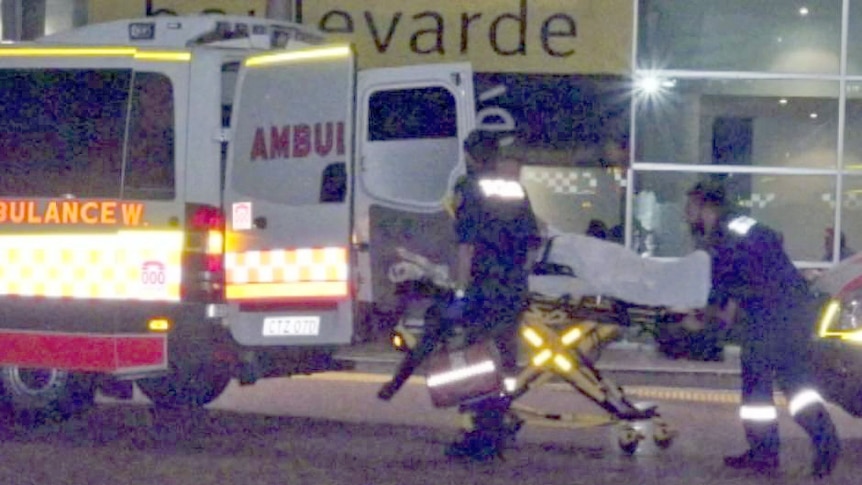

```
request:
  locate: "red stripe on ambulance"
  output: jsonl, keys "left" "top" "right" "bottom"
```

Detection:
{"left": 0, "top": 331, "right": 166, "bottom": 373}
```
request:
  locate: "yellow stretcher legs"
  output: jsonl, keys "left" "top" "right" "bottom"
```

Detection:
{"left": 505, "top": 296, "right": 676, "bottom": 454}
{"left": 391, "top": 294, "right": 679, "bottom": 455}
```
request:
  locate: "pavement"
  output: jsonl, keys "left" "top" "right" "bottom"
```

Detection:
{"left": 335, "top": 340, "right": 743, "bottom": 390}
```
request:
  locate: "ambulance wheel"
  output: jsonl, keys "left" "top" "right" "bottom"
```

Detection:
{"left": 0, "top": 367, "right": 95, "bottom": 423}
{"left": 137, "top": 362, "right": 231, "bottom": 409}
{"left": 617, "top": 424, "right": 643, "bottom": 455}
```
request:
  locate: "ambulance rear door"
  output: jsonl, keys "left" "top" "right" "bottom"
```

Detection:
{"left": 223, "top": 45, "right": 355, "bottom": 347}
{"left": 352, "top": 63, "right": 476, "bottom": 316}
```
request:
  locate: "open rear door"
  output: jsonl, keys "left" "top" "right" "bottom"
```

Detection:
{"left": 223, "top": 45, "right": 355, "bottom": 346}
{"left": 353, "top": 63, "right": 476, "bottom": 328}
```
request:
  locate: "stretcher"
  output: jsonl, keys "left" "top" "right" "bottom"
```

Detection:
{"left": 386, "top": 234, "right": 712, "bottom": 455}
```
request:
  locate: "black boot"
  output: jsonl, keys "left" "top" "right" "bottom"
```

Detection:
{"left": 446, "top": 397, "right": 511, "bottom": 461}
{"left": 724, "top": 421, "right": 780, "bottom": 472}
{"left": 794, "top": 403, "right": 841, "bottom": 478}
{"left": 377, "top": 352, "right": 422, "bottom": 401}
{"left": 724, "top": 449, "right": 780, "bottom": 472}
{"left": 378, "top": 331, "right": 441, "bottom": 401}
{"left": 444, "top": 429, "right": 503, "bottom": 461}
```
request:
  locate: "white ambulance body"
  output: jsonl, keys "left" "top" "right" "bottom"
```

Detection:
{"left": 0, "top": 16, "right": 475, "bottom": 415}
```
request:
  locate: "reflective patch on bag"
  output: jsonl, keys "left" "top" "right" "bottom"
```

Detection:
{"left": 426, "top": 358, "right": 496, "bottom": 388}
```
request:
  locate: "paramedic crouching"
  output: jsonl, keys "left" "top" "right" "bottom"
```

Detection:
{"left": 684, "top": 180, "right": 840, "bottom": 478}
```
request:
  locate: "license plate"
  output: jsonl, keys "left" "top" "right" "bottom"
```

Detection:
{"left": 262, "top": 316, "right": 321, "bottom": 336}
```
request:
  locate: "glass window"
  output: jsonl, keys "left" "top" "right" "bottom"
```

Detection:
{"left": 633, "top": 171, "right": 835, "bottom": 261}
{"left": 368, "top": 87, "right": 456, "bottom": 141}
{"left": 0, "top": 69, "right": 175, "bottom": 200}
{"left": 0, "top": 69, "right": 131, "bottom": 198}
{"left": 123, "top": 72, "right": 175, "bottom": 200}
{"left": 634, "top": 78, "right": 838, "bottom": 169}
{"left": 843, "top": 82, "right": 862, "bottom": 171}
{"left": 638, "top": 0, "right": 842, "bottom": 73}
{"left": 846, "top": 3, "right": 862, "bottom": 75}
{"left": 521, "top": 165, "right": 625, "bottom": 242}
{"left": 474, "top": 74, "right": 630, "bottom": 164}
{"left": 361, "top": 86, "right": 460, "bottom": 206}
{"left": 836, "top": 175, "right": 862, "bottom": 262}
{"left": 221, "top": 62, "right": 239, "bottom": 128}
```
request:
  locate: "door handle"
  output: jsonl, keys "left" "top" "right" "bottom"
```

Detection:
{"left": 253, "top": 216, "right": 267, "bottom": 229}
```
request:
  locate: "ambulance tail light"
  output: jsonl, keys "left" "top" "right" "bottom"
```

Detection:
{"left": 192, "top": 206, "right": 226, "bottom": 273}
{"left": 183, "top": 204, "right": 225, "bottom": 302}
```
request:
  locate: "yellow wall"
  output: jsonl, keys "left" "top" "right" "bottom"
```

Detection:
{"left": 88, "top": 0, "right": 268, "bottom": 24}
{"left": 300, "top": 0, "right": 632, "bottom": 74}
{"left": 85, "top": 1, "right": 632, "bottom": 74}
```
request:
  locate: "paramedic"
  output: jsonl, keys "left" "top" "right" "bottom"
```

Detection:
{"left": 684, "top": 179, "right": 840, "bottom": 478}
{"left": 444, "top": 129, "right": 541, "bottom": 459}
{"left": 377, "top": 130, "right": 540, "bottom": 458}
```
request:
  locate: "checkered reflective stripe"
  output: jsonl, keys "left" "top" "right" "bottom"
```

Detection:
{"left": 225, "top": 247, "right": 348, "bottom": 284}
{"left": 523, "top": 168, "right": 598, "bottom": 194}
{"left": 822, "top": 192, "right": 862, "bottom": 210}
{"left": 739, "top": 193, "right": 776, "bottom": 209}
{"left": 0, "top": 231, "right": 183, "bottom": 300}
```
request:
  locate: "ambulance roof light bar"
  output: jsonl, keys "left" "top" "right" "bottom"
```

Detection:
{"left": 33, "top": 15, "right": 325, "bottom": 51}
{"left": 0, "top": 46, "right": 191, "bottom": 62}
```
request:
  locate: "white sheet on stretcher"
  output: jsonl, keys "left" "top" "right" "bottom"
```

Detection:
{"left": 529, "top": 233, "right": 712, "bottom": 310}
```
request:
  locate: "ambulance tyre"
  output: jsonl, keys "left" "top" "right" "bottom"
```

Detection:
{"left": 0, "top": 367, "right": 95, "bottom": 424}
{"left": 136, "top": 362, "right": 231, "bottom": 409}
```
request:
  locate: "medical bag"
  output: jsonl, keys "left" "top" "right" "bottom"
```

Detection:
{"left": 424, "top": 340, "right": 503, "bottom": 408}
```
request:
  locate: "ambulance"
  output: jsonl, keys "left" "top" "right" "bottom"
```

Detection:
{"left": 0, "top": 15, "right": 475, "bottom": 417}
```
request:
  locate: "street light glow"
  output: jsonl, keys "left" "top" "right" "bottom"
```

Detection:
{"left": 638, "top": 75, "right": 661, "bottom": 95}
{"left": 634, "top": 73, "right": 675, "bottom": 104}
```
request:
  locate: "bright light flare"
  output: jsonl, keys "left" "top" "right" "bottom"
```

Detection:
{"left": 634, "top": 73, "right": 676, "bottom": 102}
{"left": 638, "top": 75, "right": 661, "bottom": 95}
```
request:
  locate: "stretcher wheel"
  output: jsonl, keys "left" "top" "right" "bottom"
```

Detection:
{"left": 617, "top": 424, "right": 643, "bottom": 455}
{"left": 652, "top": 419, "right": 676, "bottom": 449}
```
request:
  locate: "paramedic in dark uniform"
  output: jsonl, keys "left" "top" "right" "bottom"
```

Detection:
{"left": 441, "top": 130, "right": 541, "bottom": 460}
{"left": 375, "top": 131, "right": 539, "bottom": 413}
{"left": 684, "top": 179, "right": 840, "bottom": 478}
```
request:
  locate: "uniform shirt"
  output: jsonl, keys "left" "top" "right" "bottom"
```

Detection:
{"left": 453, "top": 174, "right": 540, "bottom": 297}
{"left": 709, "top": 214, "right": 813, "bottom": 323}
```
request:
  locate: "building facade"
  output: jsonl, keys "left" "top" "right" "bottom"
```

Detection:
{"left": 2, "top": 0, "right": 859, "bottom": 267}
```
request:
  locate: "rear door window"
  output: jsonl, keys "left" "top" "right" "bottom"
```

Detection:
{"left": 0, "top": 69, "right": 175, "bottom": 200}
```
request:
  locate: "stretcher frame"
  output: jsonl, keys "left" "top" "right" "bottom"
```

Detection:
{"left": 391, "top": 289, "right": 681, "bottom": 455}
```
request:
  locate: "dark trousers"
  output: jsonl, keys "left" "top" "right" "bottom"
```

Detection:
{"left": 739, "top": 303, "right": 835, "bottom": 456}
{"left": 463, "top": 286, "right": 527, "bottom": 374}
{"left": 460, "top": 292, "right": 525, "bottom": 441}
{"left": 383, "top": 293, "right": 523, "bottom": 397}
